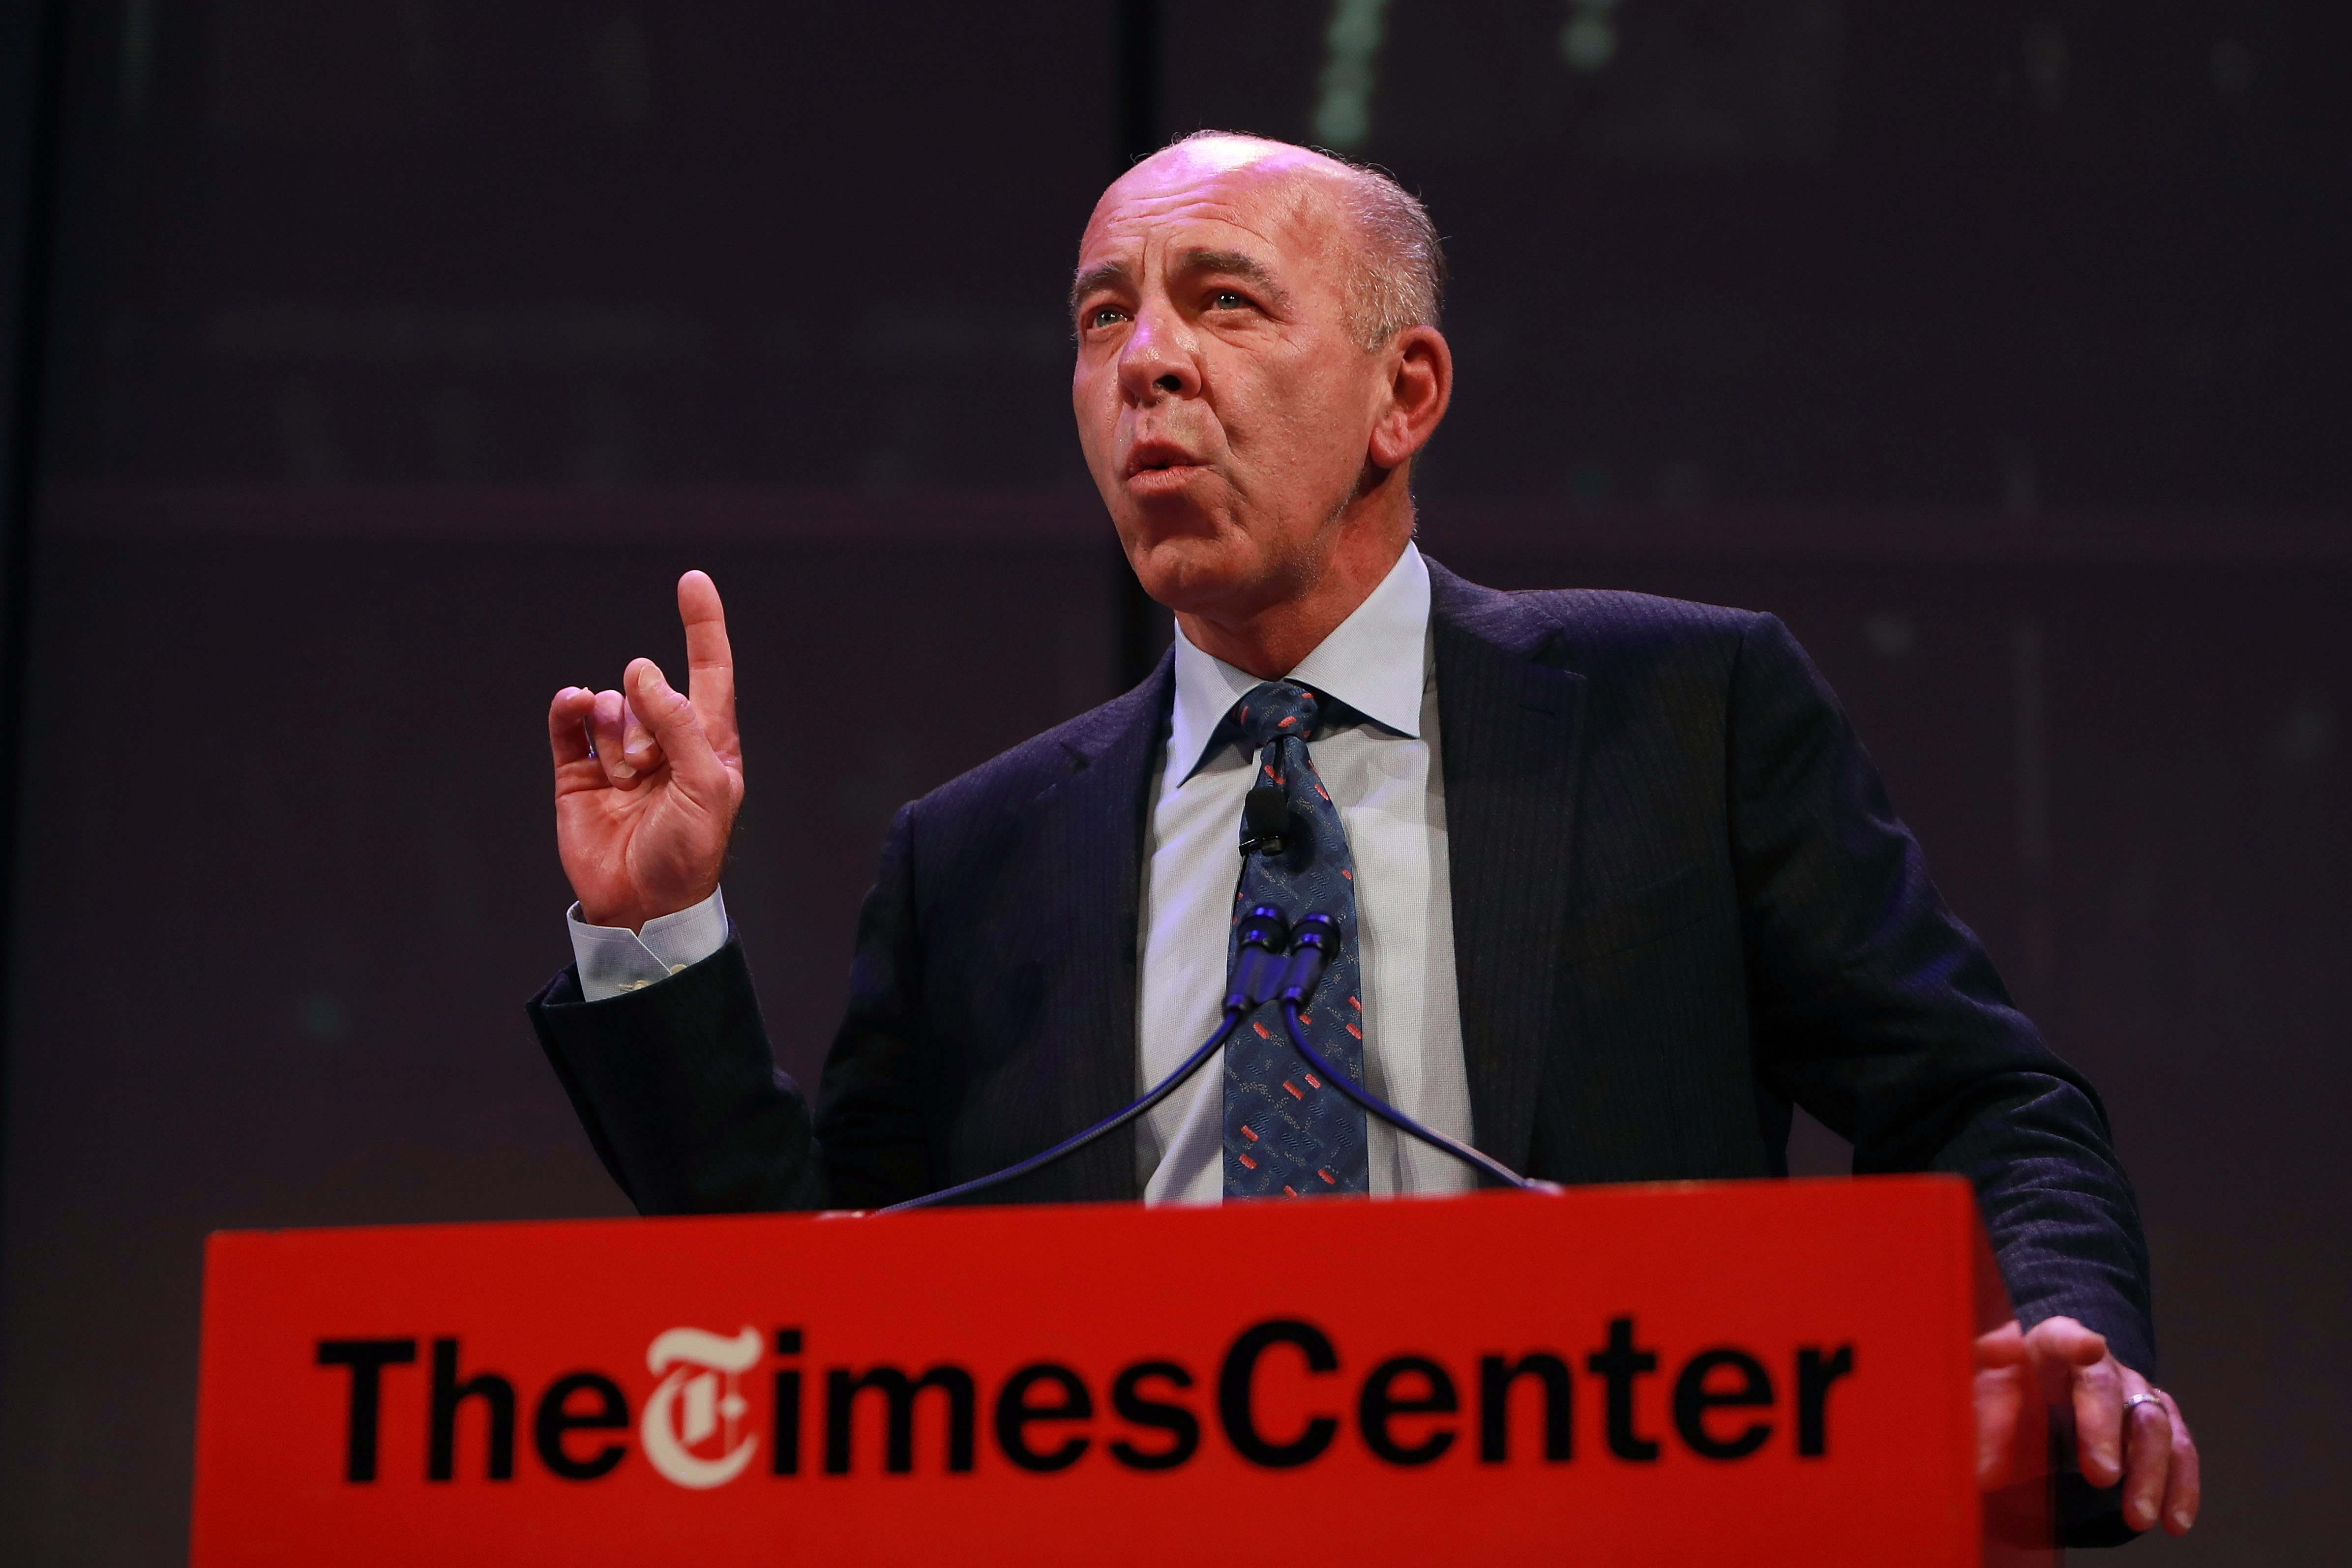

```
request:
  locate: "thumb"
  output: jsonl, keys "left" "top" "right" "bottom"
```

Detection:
{"left": 627, "top": 657, "right": 731, "bottom": 800}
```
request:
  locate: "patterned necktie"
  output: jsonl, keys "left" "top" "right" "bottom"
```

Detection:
{"left": 1221, "top": 680, "right": 1370, "bottom": 1198}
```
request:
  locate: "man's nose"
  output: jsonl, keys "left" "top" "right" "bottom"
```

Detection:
{"left": 1117, "top": 306, "right": 1201, "bottom": 403}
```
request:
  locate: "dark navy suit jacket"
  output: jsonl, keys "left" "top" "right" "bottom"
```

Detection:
{"left": 530, "top": 560, "right": 2155, "bottom": 1397}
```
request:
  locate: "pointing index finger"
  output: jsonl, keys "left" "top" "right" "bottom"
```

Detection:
{"left": 677, "top": 570, "right": 738, "bottom": 762}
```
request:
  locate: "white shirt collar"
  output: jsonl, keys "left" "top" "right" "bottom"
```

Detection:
{"left": 1167, "top": 541, "right": 1432, "bottom": 781}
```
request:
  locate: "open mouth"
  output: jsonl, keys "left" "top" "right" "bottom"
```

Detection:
{"left": 1124, "top": 440, "right": 1201, "bottom": 480}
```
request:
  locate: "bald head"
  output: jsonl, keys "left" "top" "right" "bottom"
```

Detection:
{"left": 1083, "top": 132, "right": 1445, "bottom": 353}
{"left": 1068, "top": 128, "right": 1455, "bottom": 678}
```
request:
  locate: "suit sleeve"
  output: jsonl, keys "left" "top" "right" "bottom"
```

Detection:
{"left": 527, "top": 932, "right": 830, "bottom": 1213}
{"left": 526, "top": 804, "right": 936, "bottom": 1214}
{"left": 810, "top": 803, "right": 938, "bottom": 1208}
{"left": 1725, "top": 612, "right": 2157, "bottom": 1379}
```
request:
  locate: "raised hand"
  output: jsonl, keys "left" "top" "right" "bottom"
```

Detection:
{"left": 547, "top": 570, "right": 744, "bottom": 931}
{"left": 1975, "top": 1315, "right": 2200, "bottom": 1538}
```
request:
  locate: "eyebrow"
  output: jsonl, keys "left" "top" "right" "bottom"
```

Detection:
{"left": 1068, "top": 260, "right": 1133, "bottom": 319}
{"left": 1067, "top": 248, "right": 1292, "bottom": 321}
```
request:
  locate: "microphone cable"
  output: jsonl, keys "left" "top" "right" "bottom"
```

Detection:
{"left": 1275, "top": 913, "right": 1548, "bottom": 1193}
{"left": 1277, "top": 1002, "right": 1540, "bottom": 1192}
{"left": 873, "top": 1007, "right": 1242, "bottom": 1214}
{"left": 875, "top": 906, "right": 1297, "bottom": 1214}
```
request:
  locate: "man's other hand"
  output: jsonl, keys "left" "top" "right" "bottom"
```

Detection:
{"left": 1975, "top": 1315, "right": 2200, "bottom": 1537}
{"left": 547, "top": 570, "right": 744, "bottom": 932}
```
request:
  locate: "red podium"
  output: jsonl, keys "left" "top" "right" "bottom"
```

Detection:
{"left": 191, "top": 1176, "right": 2051, "bottom": 1566}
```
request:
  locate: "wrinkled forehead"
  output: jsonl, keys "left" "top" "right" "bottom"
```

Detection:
{"left": 1078, "top": 141, "right": 1355, "bottom": 272}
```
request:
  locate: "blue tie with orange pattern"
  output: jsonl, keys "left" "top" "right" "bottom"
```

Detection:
{"left": 1221, "top": 680, "right": 1370, "bottom": 1198}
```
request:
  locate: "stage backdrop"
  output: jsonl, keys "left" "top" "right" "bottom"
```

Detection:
{"left": 4, "top": 3, "right": 2348, "bottom": 1563}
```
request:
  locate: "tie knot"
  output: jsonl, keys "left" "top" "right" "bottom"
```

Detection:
{"left": 1232, "top": 680, "right": 1323, "bottom": 753}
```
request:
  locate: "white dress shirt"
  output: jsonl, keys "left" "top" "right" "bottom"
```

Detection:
{"left": 1135, "top": 542, "right": 1472, "bottom": 1203}
{"left": 566, "top": 887, "right": 731, "bottom": 999}
{"left": 566, "top": 543, "right": 1473, "bottom": 1203}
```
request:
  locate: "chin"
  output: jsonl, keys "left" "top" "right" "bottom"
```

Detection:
{"left": 1125, "top": 533, "right": 1255, "bottom": 615}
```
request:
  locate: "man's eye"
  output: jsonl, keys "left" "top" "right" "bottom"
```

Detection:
{"left": 1210, "top": 290, "right": 1250, "bottom": 310}
{"left": 1085, "top": 305, "right": 1129, "bottom": 329}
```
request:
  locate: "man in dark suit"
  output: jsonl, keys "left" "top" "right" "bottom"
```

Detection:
{"left": 531, "top": 134, "right": 2197, "bottom": 1539}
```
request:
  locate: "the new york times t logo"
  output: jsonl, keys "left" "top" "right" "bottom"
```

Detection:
{"left": 638, "top": 1326, "right": 762, "bottom": 1488}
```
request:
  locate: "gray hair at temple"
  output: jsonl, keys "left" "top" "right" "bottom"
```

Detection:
{"left": 1172, "top": 130, "right": 1447, "bottom": 353}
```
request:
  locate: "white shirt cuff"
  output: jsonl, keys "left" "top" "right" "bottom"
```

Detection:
{"left": 566, "top": 887, "right": 730, "bottom": 1003}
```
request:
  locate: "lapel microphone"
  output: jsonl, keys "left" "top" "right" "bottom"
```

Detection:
{"left": 1237, "top": 784, "right": 1291, "bottom": 857}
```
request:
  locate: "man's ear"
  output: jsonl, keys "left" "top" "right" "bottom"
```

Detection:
{"left": 1367, "top": 325, "right": 1453, "bottom": 471}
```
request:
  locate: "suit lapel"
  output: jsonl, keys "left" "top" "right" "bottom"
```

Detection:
{"left": 1428, "top": 560, "right": 1587, "bottom": 1174}
{"left": 1002, "top": 559, "right": 1582, "bottom": 1194}
{"left": 1020, "top": 651, "right": 1175, "bottom": 1201}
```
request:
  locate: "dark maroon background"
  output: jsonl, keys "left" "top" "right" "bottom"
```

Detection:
{"left": 1, "top": 3, "right": 2346, "bottom": 1561}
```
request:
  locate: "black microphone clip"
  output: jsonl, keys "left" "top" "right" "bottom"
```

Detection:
{"left": 1238, "top": 783, "right": 1291, "bottom": 858}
